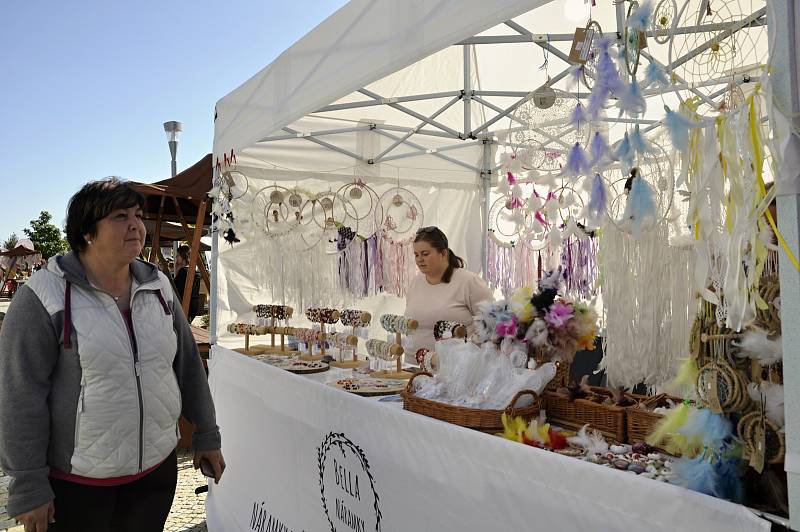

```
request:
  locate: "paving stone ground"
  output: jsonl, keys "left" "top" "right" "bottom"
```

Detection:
{"left": 0, "top": 449, "right": 209, "bottom": 531}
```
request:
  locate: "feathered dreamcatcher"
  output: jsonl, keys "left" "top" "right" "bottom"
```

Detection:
{"left": 580, "top": 19, "right": 605, "bottom": 91}
{"left": 210, "top": 156, "right": 250, "bottom": 245}
{"left": 652, "top": 0, "right": 679, "bottom": 44}
{"left": 667, "top": 0, "right": 767, "bottom": 117}
{"left": 509, "top": 87, "right": 583, "bottom": 171}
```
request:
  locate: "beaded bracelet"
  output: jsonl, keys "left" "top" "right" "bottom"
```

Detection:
{"left": 415, "top": 348, "right": 431, "bottom": 369}
{"left": 340, "top": 309, "right": 369, "bottom": 326}
{"left": 306, "top": 307, "right": 340, "bottom": 324}
{"left": 433, "top": 320, "right": 462, "bottom": 341}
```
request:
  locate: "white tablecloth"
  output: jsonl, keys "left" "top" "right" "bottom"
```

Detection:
{"left": 206, "top": 346, "right": 768, "bottom": 532}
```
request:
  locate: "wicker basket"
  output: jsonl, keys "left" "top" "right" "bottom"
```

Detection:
{"left": 543, "top": 387, "right": 628, "bottom": 442}
{"left": 626, "top": 393, "right": 683, "bottom": 452}
{"left": 401, "top": 372, "right": 542, "bottom": 432}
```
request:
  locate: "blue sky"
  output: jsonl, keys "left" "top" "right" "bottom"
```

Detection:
{"left": 0, "top": 0, "right": 348, "bottom": 243}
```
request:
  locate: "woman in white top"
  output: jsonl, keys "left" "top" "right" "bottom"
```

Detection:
{"left": 404, "top": 226, "right": 494, "bottom": 363}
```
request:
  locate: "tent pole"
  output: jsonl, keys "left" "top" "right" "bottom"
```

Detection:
{"left": 463, "top": 44, "right": 472, "bottom": 139}
{"left": 481, "top": 139, "right": 493, "bottom": 277}
{"left": 769, "top": 0, "right": 800, "bottom": 526}
{"left": 209, "top": 210, "right": 220, "bottom": 347}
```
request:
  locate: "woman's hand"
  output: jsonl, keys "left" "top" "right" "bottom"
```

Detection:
{"left": 194, "top": 449, "right": 226, "bottom": 484}
{"left": 17, "top": 500, "right": 55, "bottom": 532}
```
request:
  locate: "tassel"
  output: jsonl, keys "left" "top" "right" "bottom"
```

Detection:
{"left": 613, "top": 132, "right": 635, "bottom": 170}
{"left": 586, "top": 173, "right": 608, "bottom": 226}
{"left": 622, "top": 173, "right": 657, "bottom": 237}
{"left": 733, "top": 329, "right": 782, "bottom": 366}
{"left": 589, "top": 132, "right": 611, "bottom": 167}
{"left": 644, "top": 61, "right": 669, "bottom": 89}
{"left": 570, "top": 103, "right": 589, "bottom": 131}
{"left": 562, "top": 142, "right": 590, "bottom": 181}
{"left": 664, "top": 105, "right": 698, "bottom": 152}
{"left": 627, "top": 0, "right": 654, "bottom": 31}
{"left": 616, "top": 80, "right": 647, "bottom": 118}
{"left": 647, "top": 400, "right": 689, "bottom": 447}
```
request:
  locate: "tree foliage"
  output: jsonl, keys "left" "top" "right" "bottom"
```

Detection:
{"left": 2, "top": 232, "right": 18, "bottom": 250}
{"left": 23, "top": 211, "right": 69, "bottom": 259}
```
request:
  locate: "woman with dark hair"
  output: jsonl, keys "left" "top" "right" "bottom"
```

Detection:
{"left": 173, "top": 244, "right": 202, "bottom": 322}
{"left": 404, "top": 226, "right": 493, "bottom": 361}
{"left": 0, "top": 177, "right": 224, "bottom": 531}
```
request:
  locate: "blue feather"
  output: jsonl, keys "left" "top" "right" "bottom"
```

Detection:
{"left": 671, "top": 455, "right": 717, "bottom": 496}
{"left": 627, "top": 0, "right": 654, "bottom": 31}
{"left": 613, "top": 133, "right": 635, "bottom": 170}
{"left": 596, "top": 47, "right": 623, "bottom": 95}
{"left": 570, "top": 103, "right": 588, "bottom": 131}
{"left": 562, "top": 142, "right": 590, "bottom": 181}
{"left": 713, "top": 457, "right": 744, "bottom": 502}
{"left": 644, "top": 61, "right": 669, "bottom": 89}
{"left": 676, "top": 408, "right": 733, "bottom": 449}
{"left": 622, "top": 173, "right": 657, "bottom": 237}
{"left": 629, "top": 125, "right": 652, "bottom": 157}
{"left": 664, "top": 105, "right": 698, "bottom": 152}
{"left": 567, "top": 64, "right": 583, "bottom": 90}
{"left": 587, "top": 86, "right": 610, "bottom": 120}
{"left": 589, "top": 132, "right": 611, "bottom": 167}
{"left": 586, "top": 173, "right": 608, "bottom": 226}
{"left": 616, "top": 80, "right": 646, "bottom": 118}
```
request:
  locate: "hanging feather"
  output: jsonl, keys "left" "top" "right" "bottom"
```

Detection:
{"left": 671, "top": 454, "right": 718, "bottom": 496}
{"left": 733, "top": 329, "right": 782, "bottom": 366}
{"left": 588, "top": 86, "right": 610, "bottom": 120}
{"left": 748, "top": 382, "right": 785, "bottom": 427}
{"left": 570, "top": 103, "right": 589, "bottom": 131}
{"left": 629, "top": 125, "right": 653, "bottom": 157}
{"left": 647, "top": 400, "right": 689, "bottom": 447}
{"left": 589, "top": 132, "right": 611, "bottom": 167}
{"left": 622, "top": 174, "right": 657, "bottom": 237}
{"left": 496, "top": 176, "right": 511, "bottom": 196}
{"left": 672, "top": 358, "right": 699, "bottom": 393}
{"left": 595, "top": 39, "right": 624, "bottom": 94}
{"left": 567, "top": 424, "right": 609, "bottom": 455}
{"left": 644, "top": 61, "right": 670, "bottom": 89}
{"left": 713, "top": 457, "right": 744, "bottom": 503}
{"left": 613, "top": 133, "right": 635, "bottom": 170}
{"left": 561, "top": 142, "right": 590, "bottom": 181}
{"left": 676, "top": 408, "right": 732, "bottom": 449}
{"left": 627, "top": 0, "right": 654, "bottom": 31}
{"left": 616, "top": 80, "right": 647, "bottom": 118}
{"left": 586, "top": 173, "right": 608, "bottom": 227}
{"left": 511, "top": 184, "right": 523, "bottom": 199}
{"left": 663, "top": 105, "right": 698, "bottom": 152}
{"left": 566, "top": 64, "right": 583, "bottom": 91}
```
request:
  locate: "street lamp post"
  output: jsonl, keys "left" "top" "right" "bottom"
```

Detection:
{"left": 163, "top": 120, "right": 183, "bottom": 177}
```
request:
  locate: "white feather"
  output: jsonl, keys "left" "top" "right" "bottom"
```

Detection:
{"left": 734, "top": 329, "right": 782, "bottom": 366}
{"left": 567, "top": 424, "right": 610, "bottom": 455}
{"left": 748, "top": 382, "right": 785, "bottom": 427}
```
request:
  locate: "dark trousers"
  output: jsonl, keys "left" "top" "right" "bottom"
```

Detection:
{"left": 49, "top": 450, "right": 178, "bottom": 532}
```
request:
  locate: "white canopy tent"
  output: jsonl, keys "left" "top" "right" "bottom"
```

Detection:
{"left": 212, "top": 0, "right": 800, "bottom": 526}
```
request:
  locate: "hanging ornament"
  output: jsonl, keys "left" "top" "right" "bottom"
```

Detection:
{"left": 533, "top": 83, "right": 556, "bottom": 109}
{"left": 288, "top": 193, "right": 303, "bottom": 208}
{"left": 270, "top": 190, "right": 285, "bottom": 204}
{"left": 392, "top": 194, "right": 405, "bottom": 207}
{"left": 320, "top": 197, "right": 334, "bottom": 210}
{"left": 349, "top": 187, "right": 363, "bottom": 200}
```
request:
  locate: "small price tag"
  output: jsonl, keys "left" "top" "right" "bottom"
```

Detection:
{"left": 569, "top": 27, "right": 595, "bottom": 64}
{"left": 749, "top": 423, "right": 766, "bottom": 473}
{"left": 706, "top": 371, "right": 723, "bottom": 413}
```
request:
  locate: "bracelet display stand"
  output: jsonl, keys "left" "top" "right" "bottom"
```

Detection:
{"left": 371, "top": 314, "right": 419, "bottom": 380}
{"left": 250, "top": 305, "right": 298, "bottom": 355}
{"left": 228, "top": 323, "right": 269, "bottom": 355}
{"left": 298, "top": 309, "right": 340, "bottom": 361}
{"left": 330, "top": 310, "right": 372, "bottom": 369}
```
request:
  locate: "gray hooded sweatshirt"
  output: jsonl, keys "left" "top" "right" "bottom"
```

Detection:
{"left": 0, "top": 253, "right": 220, "bottom": 516}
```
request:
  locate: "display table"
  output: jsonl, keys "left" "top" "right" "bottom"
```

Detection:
{"left": 206, "top": 346, "right": 768, "bottom": 532}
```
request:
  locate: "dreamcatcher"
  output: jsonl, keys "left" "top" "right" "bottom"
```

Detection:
{"left": 335, "top": 179, "right": 380, "bottom": 237}
{"left": 652, "top": 0, "right": 679, "bottom": 44}
{"left": 210, "top": 155, "right": 250, "bottom": 245}
{"left": 623, "top": 0, "right": 647, "bottom": 78}
{"left": 667, "top": 0, "right": 767, "bottom": 117}
{"left": 373, "top": 185, "right": 424, "bottom": 297}
{"left": 508, "top": 87, "right": 584, "bottom": 171}
{"left": 581, "top": 19, "right": 605, "bottom": 91}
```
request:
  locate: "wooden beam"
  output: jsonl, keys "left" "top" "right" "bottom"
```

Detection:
{"left": 155, "top": 247, "right": 171, "bottom": 275}
{"left": 171, "top": 196, "right": 211, "bottom": 292}
{"left": 182, "top": 200, "right": 207, "bottom": 318}
{"left": 148, "top": 196, "right": 166, "bottom": 263}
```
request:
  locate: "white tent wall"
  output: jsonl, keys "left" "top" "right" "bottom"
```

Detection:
{"left": 214, "top": 176, "right": 483, "bottom": 348}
